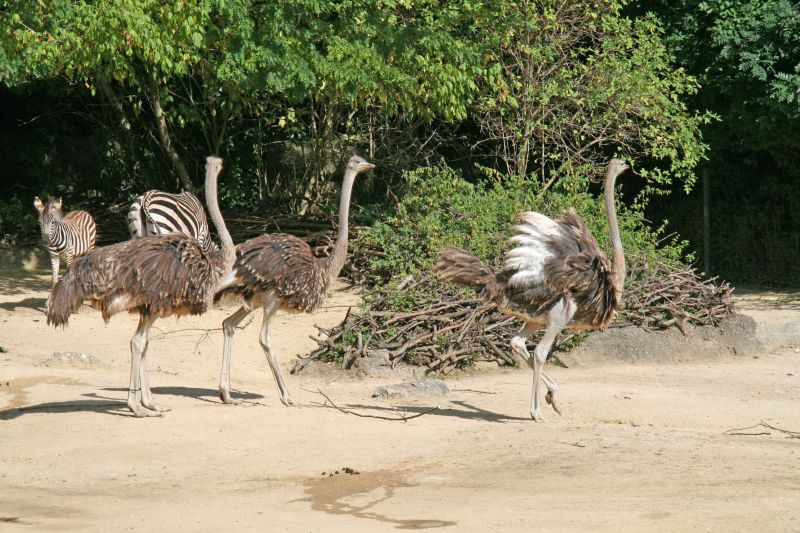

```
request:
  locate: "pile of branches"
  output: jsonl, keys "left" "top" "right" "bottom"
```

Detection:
{"left": 298, "top": 261, "right": 735, "bottom": 373}
{"left": 299, "top": 274, "right": 524, "bottom": 375}
{"left": 619, "top": 260, "right": 734, "bottom": 332}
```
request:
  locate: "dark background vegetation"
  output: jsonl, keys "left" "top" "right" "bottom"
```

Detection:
{"left": 1, "top": 0, "right": 797, "bottom": 286}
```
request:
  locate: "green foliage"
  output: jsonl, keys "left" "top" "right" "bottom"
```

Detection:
{"left": 0, "top": 196, "right": 37, "bottom": 246}
{"left": 629, "top": 0, "right": 800, "bottom": 165}
{"left": 471, "top": 0, "right": 712, "bottom": 192}
{"left": 625, "top": 0, "right": 800, "bottom": 285}
{"left": 0, "top": 1, "right": 485, "bottom": 187}
{"left": 357, "top": 164, "right": 690, "bottom": 286}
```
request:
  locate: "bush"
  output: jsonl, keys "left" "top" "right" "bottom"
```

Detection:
{"left": 355, "top": 163, "right": 690, "bottom": 287}
{"left": 0, "top": 196, "right": 38, "bottom": 247}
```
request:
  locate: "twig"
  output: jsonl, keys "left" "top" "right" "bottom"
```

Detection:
{"left": 724, "top": 420, "right": 800, "bottom": 438}
{"left": 301, "top": 388, "right": 438, "bottom": 422}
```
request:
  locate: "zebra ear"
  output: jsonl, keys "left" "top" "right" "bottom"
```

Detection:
{"left": 53, "top": 197, "right": 63, "bottom": 210}
{"left": 34, "top": 197, "right": 44, "bottom": 213}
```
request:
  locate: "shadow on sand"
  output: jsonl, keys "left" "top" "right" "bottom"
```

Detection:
{"left": 0, "top": 386, "right": 264, "bottom": 419}
{"left": 0, "top": 248, "right": 52, "bottom": 296}
{"left": 0, "top": 296, "right": 47, "bottom": 313}
{"left": 307, "top": 396, "right": 530, "bottom": 423}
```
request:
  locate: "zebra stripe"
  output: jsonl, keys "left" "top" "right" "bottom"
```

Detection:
{"left": 34, "top": 197, "right": 97, "bottom": 286}
{"left": 127, "top": 190, "right": 216, "bottom": 253}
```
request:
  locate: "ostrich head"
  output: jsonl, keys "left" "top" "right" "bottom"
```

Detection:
{"left": 346, "top": 154, "right": 375, "bottom": 174}
{"left": 607, "top": 158, "right": 629, "bottom": 177}
{"left": 206, "top": 155, "right": 223, "bottom": 177}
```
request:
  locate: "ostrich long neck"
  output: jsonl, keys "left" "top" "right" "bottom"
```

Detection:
{"left": 205, "top": 159, "right": 235, "bottom": 270}
{"left": 323, "top": 167, "right": 358, "bottom": 279}
{"left": 605, "top": 160, "right": 626, "bottom": 295}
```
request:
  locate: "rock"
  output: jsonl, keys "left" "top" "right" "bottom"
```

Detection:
{"left": 352, "top": 348, "right": 420, "bottom": 379}
{"left": 41, "top": 352, "right": 101, "bottom": 367}
{"left": 291, "top": 358, "right": 319, "bottom": 375}
{"left": 364, "top": 349, "right": 391, "bottom": 364}
{"left": 372, "top": 379, "right": 450, "bottom": 400}
{"left": 562, "top": 313, "right": 762, "bottom": 366}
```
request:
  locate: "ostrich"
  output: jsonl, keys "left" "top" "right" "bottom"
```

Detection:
{"left": 47, "top": 156, "right": 235, "bottom": 417}
{"left": 435, "top": 158, "right": 629, "bottom": 421}
{"left": 214, "top": 155, "right": 375, "bottom": 406}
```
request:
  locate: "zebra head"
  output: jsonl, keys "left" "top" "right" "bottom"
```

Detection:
{"left": 34, "top": 197, "right": 64, "bottom": 238}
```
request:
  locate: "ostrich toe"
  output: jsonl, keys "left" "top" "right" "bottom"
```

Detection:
{"left": 545, "top": 390, "right": 562, "bottom": 415}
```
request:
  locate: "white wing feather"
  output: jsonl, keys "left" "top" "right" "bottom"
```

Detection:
{"left": 503, "top": 212, "right": 565, "bottom": 287}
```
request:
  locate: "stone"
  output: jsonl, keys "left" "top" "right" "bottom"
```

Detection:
{"left": 372, "top": 379, "right": 450, "bottom": 400}
{"left": 42, "top": 352, "right": 101, "bottom": 367}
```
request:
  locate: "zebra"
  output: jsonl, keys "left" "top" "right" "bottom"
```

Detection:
{"left": 34, "top": 197, "right": 97, "bottom": 286}
{"left": 127, "top": 190, "right": 216, "bottom": 253}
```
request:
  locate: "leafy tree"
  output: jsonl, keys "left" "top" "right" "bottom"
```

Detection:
{"left": 631, "top": 0, "right": 800, "bottom": 163}
{"left": 626, "top": 0, "right": 800, "bottom": 284}
{"left": 470, "top": 0, "right": 711, "bottom": 193}
{"left": 0, "top": 0, "right": 485, "bottom": 196}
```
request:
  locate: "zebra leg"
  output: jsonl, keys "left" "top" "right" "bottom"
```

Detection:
{"left": 219, "top": 305, "right": 252, "bottom": 404}
{"left": 49, "top": 253, "right": 60, "bottom": 286}
{"left": 127, "top": 314, "right": 161, "bottom": 417}
{"left": 259, "top": 292, "right": 295, "bottom": 406}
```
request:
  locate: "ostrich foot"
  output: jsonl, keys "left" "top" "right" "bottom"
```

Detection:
{"left": 545, "top": 390, "right": 562, "bottom": 415}
{"left": 219, "top": 388, "right": 241, "bottom": 405}
{"left": 128, "top": 402, "right": 163, "bottom": 418}
{"left": 141, "top": 400, "right": 171, "bottom": 413}
{"left": 530, "top": 409, "right": 547, "bottom": 423}
{"left": 280, "top": 394, "right": 296, "bottom": 407}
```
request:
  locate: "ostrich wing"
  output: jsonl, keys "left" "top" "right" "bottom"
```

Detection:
{"left": 497, "top": 209, "right": 618, "bottom": 327}
{"left": 221, "top": 233, "right": 328, "bottom": 312}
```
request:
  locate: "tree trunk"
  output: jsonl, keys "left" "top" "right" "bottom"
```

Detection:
{"left": 145, "top": 75, "right": 196, "bottom": 194}
{"left": 98, "top": 76, "right": 147, "bottom": 186}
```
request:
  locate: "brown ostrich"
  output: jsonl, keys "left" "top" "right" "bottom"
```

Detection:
{"left": 214, "top": 155, "right": 375, "bottom": 406}
{"left": 47, "top": 156, "right": 235, "bottom": 417}
{"left": 435, "top": 158, "right": 629, "bottom": 421}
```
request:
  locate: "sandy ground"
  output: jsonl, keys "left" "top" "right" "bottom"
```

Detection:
{"left": 1, "top": 249, "right": 800, "bottom": 532}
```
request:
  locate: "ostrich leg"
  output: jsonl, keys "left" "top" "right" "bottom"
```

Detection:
{"left": 127, "top": 314, "right": 161, "bottom": 417}
{"left": 510, "top": 299, "right": 575, "bottom": 421}
{"left": 219, "top": 305, "right": 253, "bottom": 404}
{"left": 510, "top": 324, "right": 562, "bottom": 419}
{"left": 260, "top": 291, "right": 295, "bottom": 406}
{"left": 139, "top": 317, "right": 171, "bottom": 413}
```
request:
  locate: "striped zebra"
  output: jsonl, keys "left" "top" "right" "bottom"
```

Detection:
{"left": 127, "top": 190, "right": 216, "bottom": 253}
{"left": 34, "top": 197, "right": 97, "bottom": 286}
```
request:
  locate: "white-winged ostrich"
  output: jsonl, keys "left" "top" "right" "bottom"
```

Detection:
{"left": 214, "top": 155, "right": 375, "bottom": 406}
{"left": 47, "top": 156, "right": 235, "bottom": 417}
{"left": 435, "top": 158, "right": 628, "bottom": 421}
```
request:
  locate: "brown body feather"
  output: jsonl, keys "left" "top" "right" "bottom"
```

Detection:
{"left": 215, "top": 233, "right": 332, "bottom": 313}
{"left": 47, "top": 234, "right": 227, "bottom": 326}
{"left": 543, "top": 210, "right": 618, "bottom": 327}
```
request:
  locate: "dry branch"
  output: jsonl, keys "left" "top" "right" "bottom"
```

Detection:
{"left": 302, "top": 388, "right": 439, "bottom": 422}
{"left": 298, "top": 259, "right": 735, "bottom": 373}
{"left": 724, "top": 421, "right": 800, "bottom": 439}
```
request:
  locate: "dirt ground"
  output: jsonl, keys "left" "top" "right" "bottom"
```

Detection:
{"left": 1, "top": 249, "right": 800, "bottom": 532}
